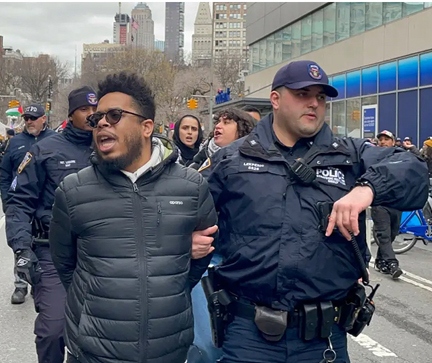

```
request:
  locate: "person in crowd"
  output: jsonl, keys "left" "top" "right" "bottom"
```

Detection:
{"left": 202, "top": 60, "right": 428, "bottom": 362}
{"left": 421, "top": 138, "right": 432, "bottom": 177}
{"left": 5, "top": 86, "right": 98, "bottom": 362}
{"left": 189, "top": 107, "right": 255, "bottom": 172}
{"left": 173, "top": 114, "right": 203, "bottom": 166}
{"left": 49, "top": 72, "right": 217, "bottom": 363}
{"left": 402, "top": 136, "right": 422, "bottom": 156}
{"left": 1, "top": 103, "right": 55, "bottom": 305}
{"left": 242, "top": 105, "right": 262, "bottom": 121}
{"left": 372, "top": 130, "right": 406, "bottom": 279}
{"left": 395, "top": 137, "right": 402, "bottom": 147}
{"left": 0, "top": 129, "right": 16, "bottom": 154}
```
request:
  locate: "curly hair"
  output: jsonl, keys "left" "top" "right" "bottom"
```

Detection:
{"left": 213, "top": 107, "right": 256, "bottom": 139}
{"left": 97, "top": 72, "right": 155, "bottom": 121}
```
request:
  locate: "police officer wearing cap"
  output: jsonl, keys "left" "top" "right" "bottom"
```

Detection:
{"left": 202, "top": 60, "right": 429, "bottom": 362}
{"left": 0, "top": 103, "right": 55, "bottom": 304}
{"left": 373, "top": 130, "right": 404, "bottom": 279}
{"left": 5, "top": 86, "right": 97, "bottom": 363}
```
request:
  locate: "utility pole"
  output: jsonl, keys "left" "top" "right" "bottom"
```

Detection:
{"left": 207, "top": 4, "right": 215, "bottom": 136}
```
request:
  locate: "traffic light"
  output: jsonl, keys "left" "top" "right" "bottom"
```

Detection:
{"left": 8, "top": 99, "right": 20, "bottom": 108}
{"left": 187, "top": 98, "right": 198, "bottom": 110}
{"left": 46, "top": 101, "right": 52, "bottom": 112}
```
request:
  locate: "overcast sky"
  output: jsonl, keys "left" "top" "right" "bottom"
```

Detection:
{"left": 0, "top": 1, "right": 202, "bottom": 74}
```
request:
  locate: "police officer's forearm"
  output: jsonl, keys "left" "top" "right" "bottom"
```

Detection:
{"left": 361, "top": 153, "right": 428, "bottom": 210}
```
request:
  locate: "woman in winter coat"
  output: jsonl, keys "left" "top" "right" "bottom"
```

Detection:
{"left": 173, "top": 114, "right": 203, "bottom": 167}
{"left": 189, "top": 107, "right": 256, "bottom": 171}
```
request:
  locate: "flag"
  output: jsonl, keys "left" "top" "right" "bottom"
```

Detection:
{"left": 131, "top": 17, "right": 139, "bottom": 30}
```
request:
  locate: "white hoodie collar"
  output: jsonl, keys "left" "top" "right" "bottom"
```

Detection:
{"left": 121, "top": 138, "right": 165, "bottom": 183}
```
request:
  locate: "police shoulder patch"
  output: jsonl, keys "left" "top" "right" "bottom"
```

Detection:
{"left": 17, "top": 152, "right": 33, "bottom": 174}
{"left": 198, "top": 158, "right": 211, "bottom": 173}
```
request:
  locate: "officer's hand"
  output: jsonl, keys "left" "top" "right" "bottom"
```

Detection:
{"left": 15, "top": 249, "right": 42, "bottom": 286}
{"left": 192, "top": 225, "right": 218, "bottom": 259}
{"left": 326, "top": 186, "right": 374, "bottom": 240}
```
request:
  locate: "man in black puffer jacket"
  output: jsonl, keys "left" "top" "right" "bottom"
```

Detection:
{"left": 49, "top": 72, "right": 217, "bottom": 363}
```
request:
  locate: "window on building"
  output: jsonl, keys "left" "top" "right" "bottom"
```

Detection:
{"left": 383, "top": 2, "right": 402, "bottom": 23}
{"left": 325, "top": 103, "right": 331, "bottom": 126}
{"left": 350, "top": 2, "right": 365, "bottom": 36}
{"left": 312, "top": 9, "right": 324, "bottom": 51}
{"left": 301, "top": 15, "right": 312, "bottom": 54}
{"left": 346, "top": 98, "right": 361, "bottom": 137}
{"left": 336, "top": 2, "right": 350, "bottom": 41}
{"left": 251, "top": 42, "right": 260, "bottom": 72}
{"left": 402, "top": 2, "right": 424, "bottom": 16}
{"left": 281, "top": 26, "right": 292, "bottom": 61}
{"left": 291, "top": 21, "right": 301, "bottom": 58}
{"left": 259, "top": 39, "right": 267, "bottom": 70}
{"left": 274, "top": 30, "right": 283, "bottom": 65}
{"left": 266, "top": 34, "right": 275, "bottom": 67}
{"left": 323, "top": 3, "right": 336, "bottom": 46}
{"left": 365, "top": 3, "right": 383, "bottom": 30}
{"left": 332, "top": 101, "right": 346, "bottom": 137}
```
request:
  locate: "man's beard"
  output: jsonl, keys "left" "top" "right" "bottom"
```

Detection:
{"left": 95, "top": 132, "right": 144, "bottom": 172}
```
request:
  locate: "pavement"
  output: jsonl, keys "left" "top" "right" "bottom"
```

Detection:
{"left": 1, "top": 214, "right": 432, "bottom": 362}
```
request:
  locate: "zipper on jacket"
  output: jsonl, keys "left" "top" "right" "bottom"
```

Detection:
{"left": 131, "top": 183, "right": 147, "bottom": 362}
{"left": 157, "top": 202, "right": 161, "bottom": 226}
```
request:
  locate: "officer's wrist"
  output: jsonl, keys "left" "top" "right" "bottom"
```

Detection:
{"left": 354, "top": 179, "right": 375, "bottom": 198}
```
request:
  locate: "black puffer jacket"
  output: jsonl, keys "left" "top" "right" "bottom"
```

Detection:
{"left": 49, "top": 137, "right": 217, "bottom": 363}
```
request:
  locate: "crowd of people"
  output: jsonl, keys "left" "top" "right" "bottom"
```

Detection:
{"left": 0, "top": 60, "right": 429, "bottom": 363}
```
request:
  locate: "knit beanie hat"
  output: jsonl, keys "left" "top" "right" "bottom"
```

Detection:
{"left": 68, "top": 86, "right": 98, "bottom": 116}
{"left": 424, "top": 138, "right": 432, "bottom": 148}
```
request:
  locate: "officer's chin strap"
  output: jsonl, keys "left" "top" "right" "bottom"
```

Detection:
{"left": 319, "top": 332, "right": 337, "bottom": 363}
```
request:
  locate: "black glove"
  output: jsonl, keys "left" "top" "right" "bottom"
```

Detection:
{"left": 15, "top": 249, "right": 42, "bottom": 286}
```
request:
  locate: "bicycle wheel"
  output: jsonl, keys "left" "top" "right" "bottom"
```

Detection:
{"left": 393, "top": 233, "right": 418, "bottom": 254}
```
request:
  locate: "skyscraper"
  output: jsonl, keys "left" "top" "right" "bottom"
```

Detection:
{"left": 164, "top": 2, "right": 184, "bottom": 64}
{"left": 113, "top": 10, "right": 130, "bottom": 45}
{"left": 192, "top": 2, "right": 213, "bottom": 67}
{"left": 130, "top": 2, "right": 154, "bottom": 50}
{"left": 213, "top": 2, "right": 248, "bottom": 66}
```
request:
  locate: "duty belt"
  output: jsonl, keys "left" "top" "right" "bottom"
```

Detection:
{"left": 228, "top": 298, "right": 343, "bottom": 341}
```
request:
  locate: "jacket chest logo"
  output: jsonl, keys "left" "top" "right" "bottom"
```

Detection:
{"left": 59, "top": 160, "right": 77, "bottom": 168}
{"left": 316, "top": 167, "right": 346, "bottom": 186}
{"left": 239, "top": 162, "right": 268, "bottom": 172}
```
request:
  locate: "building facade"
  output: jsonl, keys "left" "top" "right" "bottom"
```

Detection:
{"left": 81, "top": 41, "right": 125, "bottom": 73}
{"left": 130, "top": 2, "right": 154, "bottom": 50}
{"left": 164, "top": 2, "right": 185, "bottom": 64}
{"left": 154, "top": 40, "right": 165, "bottom": 52}
{"left": 213, "top": 2, "right": 248, "bottom": 66}
{"left": 192, "top": 2, "right": 213, "bottom": 66}
{"left": 113, "top": 13, "right": 130, "bottom": 45}
{"left": 245, "top": 2, "right": 432, "bottom": 145}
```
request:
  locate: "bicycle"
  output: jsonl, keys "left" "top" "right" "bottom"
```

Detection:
{"left": 392, "top": 203, "right": 432, "bottom": 254}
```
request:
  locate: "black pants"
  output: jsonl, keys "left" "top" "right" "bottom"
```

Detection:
{"left": 33, "top": 245, "right": 67, "bottom": 363}
{"left": 371, "top": 206, "right": 401, "bottom": 263}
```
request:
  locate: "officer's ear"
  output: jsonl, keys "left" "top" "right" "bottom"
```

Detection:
{"left": 270, "top": 88, "right": 283, "bottom": 110}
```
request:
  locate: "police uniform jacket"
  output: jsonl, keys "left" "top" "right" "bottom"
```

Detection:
{"left": 0, "top": 127, "right": 55, "bottom": 207}
{"left": 206, "top": 113, "right": 429, "bottom": 311}
{"left": 6, "top": 122, "right": 93, "bottom": 252}
{"left": 49, "top": 136, "right": 217, "bottom": 363}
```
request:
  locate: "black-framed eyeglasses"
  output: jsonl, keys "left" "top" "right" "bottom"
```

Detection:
{"left": 23, "top": 116, "right": 39, "bottom": 122}
{"left": 86, "top": 109, "right": 148, "bottom": 128}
